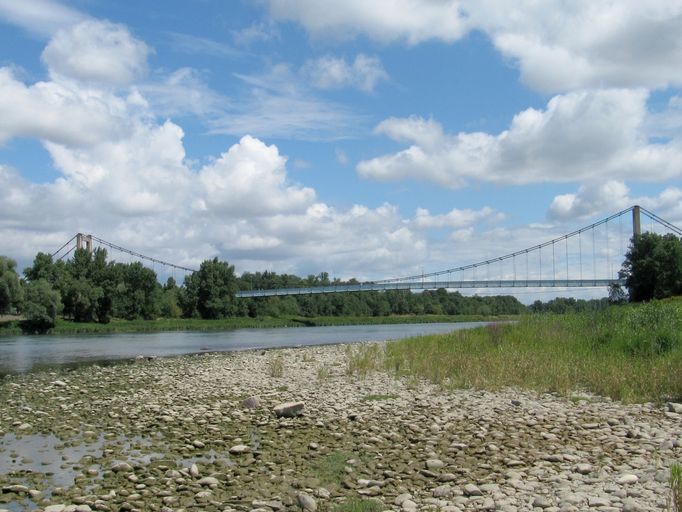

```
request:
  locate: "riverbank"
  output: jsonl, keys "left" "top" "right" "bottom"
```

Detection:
{"left": 1, "top": 342, "right": 680, "bottom": 512}
{"left": 0, "top": 314, "right": 513, "bottom": 336}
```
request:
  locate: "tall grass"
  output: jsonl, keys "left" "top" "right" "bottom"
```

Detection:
{"left": 380, "top": 301, "right": 682, "bottom": 403}
{"left": 671, "top": 462, "right": 682, "bottom": 512}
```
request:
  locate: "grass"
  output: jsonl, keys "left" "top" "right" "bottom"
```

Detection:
{"left": 310, "top": 450, "right": 355, "bottom": 488}
{"left": 671, "top": 462, "right": 682, "bottom": 512}
{"left": 333, "top": 500, "right": 382, "bottom": 512}
{"left": 269, "top": 355, "right": 284, "bottom": 378}
{"left": 317, "top": 365, "right": 332, "bottom": 381}
{"left": 360, "top": 300, "right": 682, "bottom": 403}
{"left": 0, "top": 313, "right": 510, "bottom": 336}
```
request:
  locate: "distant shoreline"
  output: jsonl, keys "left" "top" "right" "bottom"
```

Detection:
{"left": 0, "top": 313, "right": 516, "bottom": 336}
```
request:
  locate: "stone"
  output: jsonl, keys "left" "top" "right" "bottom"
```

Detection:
{"left": 229, "top": 444, "right": 250, "bottom": 454}
{"left": 111, "top": 462, "right": 133, "bottom": 473}
{"left": 574, "top": 463, "right": 593, "bottom": 475}
{"left": 667, "top": 402, "right": 682, "bottom": 414}
{"left": 426, "top": 459, "right": 445, "bottom": 470}
{"left": 197, "top": 476, "right": 219, "bottom": 486}
{"left": 438, "top": 473, "right": 457, "bottom": 482}
{"left": 274, "top": 401, "right": 304, "bottom": 417}
{"left": 297, "top": 492, "right": 317, "bottom": 512}
{"left": 44, "top": 506, "right": 66, "bottom": 512}
{"left": 394, "top": 494, "right": 413, "bottom": 506}
{"left": 242, "top": 396, "right": 260, "bottom": 409}
{"left": 189, "top": 463, "right": 200, "bottom": 477}
{"left": 464, "top": 483, "right": 482, "bottom": 496}
{"left": 587, "top": 496, "right": 610, "bottom": 507}
{"left": 433, "top": 485, "right": 452, "bottom": 498}
{"left": 532, "top": 496, "right": 552, "bottom": 508}
{"left": 402, "top": 499, "right": 417, "bottom": 512}
{"left": 617, "top": 474, "right": 638, "bottom": 485}
{"left": 52, "top": 380, "right": 67, "bottom": 387}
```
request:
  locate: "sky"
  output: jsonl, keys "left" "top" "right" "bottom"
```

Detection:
{"left": 1, "top": 0, "right": 681, "bottom": 298}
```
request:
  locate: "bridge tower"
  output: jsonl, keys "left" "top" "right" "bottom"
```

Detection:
{"left": 632, "top": 205, "right": 641, "bottom": 237}
{"left": 76, "top": 233, "right": 93, "bottom": 253}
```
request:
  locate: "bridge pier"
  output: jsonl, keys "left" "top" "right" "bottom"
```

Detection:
{"left": 76, "top": 233, "right": 93, "bottom": 253}
{"left": 632, "top": 206, "right": 641, "bottom": 237}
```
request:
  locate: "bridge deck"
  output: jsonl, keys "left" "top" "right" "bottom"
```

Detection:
{"left": 236, "top": 279, "right": 624, "bottom": 298}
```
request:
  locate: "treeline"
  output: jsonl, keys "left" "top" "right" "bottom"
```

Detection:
{"left": 2, "top": 248, "right": 526, "bottom": 331}
{"left": 3, "top": 230, "right": 678, "bottom": 332}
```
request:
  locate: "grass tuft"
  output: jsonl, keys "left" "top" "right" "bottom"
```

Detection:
{"left": 269, "top": 355, "right": 284, "bottom": 378}
{"left": 671, "top": 462, "right": 682, "bottom": 512}
{"left": 333, "top": 499, "right": 382, "bottom": 512}
{"left": 345, "top": 344, "right": 383, "bottom": 377}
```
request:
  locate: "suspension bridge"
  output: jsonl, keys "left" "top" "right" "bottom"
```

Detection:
{"left": 50, "top": 205, "right": 682, "bottom": 298}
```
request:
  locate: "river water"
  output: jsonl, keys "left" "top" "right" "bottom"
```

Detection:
{"left": 0, "top": 321, "right": 490, "bottom": 375}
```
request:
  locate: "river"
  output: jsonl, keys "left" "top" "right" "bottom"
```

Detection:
{"left": 0, "top": 321, "right": 490, "bottom": 375}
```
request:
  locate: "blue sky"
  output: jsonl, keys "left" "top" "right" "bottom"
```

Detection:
{"left": 1, "top": 1, "right": 681, "bottom": 297}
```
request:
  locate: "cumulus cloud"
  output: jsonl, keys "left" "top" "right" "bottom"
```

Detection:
{"left": 0, "top": 67, "right": 133, "bottom": 146}
{"left": 358, "top": 90, "right": 682, "bottom": 188}
{"left": 549, "top": 181, "right": 682, "bottom": 224}
{"left": 303, "top": 54, "right": 388, "bottom": 92}
{"left": 468, "top": 0, "right": 682, "bottom": 92}
{"left": 42, "top": 20, "right": 150, "bottom": 85}
{"left": 198, "top": 135, "right": 316, "bottom": 216}
{"left": 266, "top": 0, "right": 467, "bottom": 44}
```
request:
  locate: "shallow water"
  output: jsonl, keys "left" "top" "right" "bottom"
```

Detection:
{"left": 0, "top": 321, "right": 489, "bottom": 375}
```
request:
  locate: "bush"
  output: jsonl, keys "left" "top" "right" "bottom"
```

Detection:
{"left": 21, "top": 279, "right": 62, "bottom": 333}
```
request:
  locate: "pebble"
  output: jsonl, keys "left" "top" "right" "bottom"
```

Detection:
{"left": 296, "top": 492, "right": 317, "bottom": 512}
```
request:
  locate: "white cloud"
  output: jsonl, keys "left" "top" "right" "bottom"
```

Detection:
{"left": 358, "top": 90, "right": 682, "bottom": 188}
{"left": 266, "top": 0, "right": 467, "bottom": 45}
{"left": 468, "top": 0, "right": 682, "bottom": 92}
{"left": 42, "top": 20, "right": 150, "bottom": 85}
{"left": 303, "top": 54, "right": 388, "bottom": 92}
{"left": 266, "top": 1, "right": 682, "bottom": 93}
{"left": 549, "top": 181, "right": 682, "bottom": 225}
{"left": 0, "top": 0, "right": 84, "bottom": 37}
{"left": 548, "top": 181, "right": 631, "bottom": 221}
{"left": 198, "top": 135, "right": 316, "bottom": 216}
{"left": 233, "top": 22, "right": 280, "bottom": 46}
{"left": 412, "top": 206, "right": 501, "bottom": 230}
{"left": 0, "top": 67, "right": 133, "bottom": 146}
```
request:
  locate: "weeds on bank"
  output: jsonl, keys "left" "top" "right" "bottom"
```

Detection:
{"left": 345, "top": 344, "right": 383, "bottom": 377}
{"left": 379, "top": 300, "right": 682, "bottom": 403}
{"left": 317, "top": 365, "right": 332, "bottom": 381}
{"left": 671, "top": 462, "right": 682, "bottom": 512}
{"left": 269, "top": 355, "right": 284, "bottom": 378}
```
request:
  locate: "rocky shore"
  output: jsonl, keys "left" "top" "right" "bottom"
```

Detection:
{"left": 1, "top": 342, "right": 680, "bottom": 512}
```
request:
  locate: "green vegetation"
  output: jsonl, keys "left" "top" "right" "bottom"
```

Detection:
{"left": 671, "top": 462, "right": 682, "bottom": 512}
{"left": 269, "top": 355, "right": 284, "bottom": 378}
{"left": 365, "top": 300, "right": 682, "bottom": 403}
{"left": 309, "top": 450, "right": 355, "bottom": 488}
{"left": 620, "top": 232, "right": 682, "bottom": 301}
{"left": 0, "top": 256, "right": 22, "bottom": 314}
{"left": 332, "top": 500, "right": 382, "bottom": 512}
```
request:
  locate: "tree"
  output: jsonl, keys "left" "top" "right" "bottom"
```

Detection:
{"left": 0, "top": 256, "right": 23, "bottom": 314}
{"left": 181, "top": 258, "right": 238, "bottom": 319}
{"left": 22, "top": 279, "right": 62, "bottom": 332}
{"left": 619, "top": 233, "right": 682, "bottom": 302}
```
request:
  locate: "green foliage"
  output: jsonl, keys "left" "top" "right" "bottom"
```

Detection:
{"left": 620, "top": 232, "right": 682, "bottom": 302}
{"left": 309, "top": 450, "right": 355, "bottom": 487}
{"left": 0, "top": 256, "right": 22, "bottom": 314}
{"left": 671, "top": 462, "right": 682, "bottom": 512}
{"left": 22, "top": 279, "right": 62, "bottom": 333}
{"left": 181, "top": 258, "right": 238, "bottom": 319}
